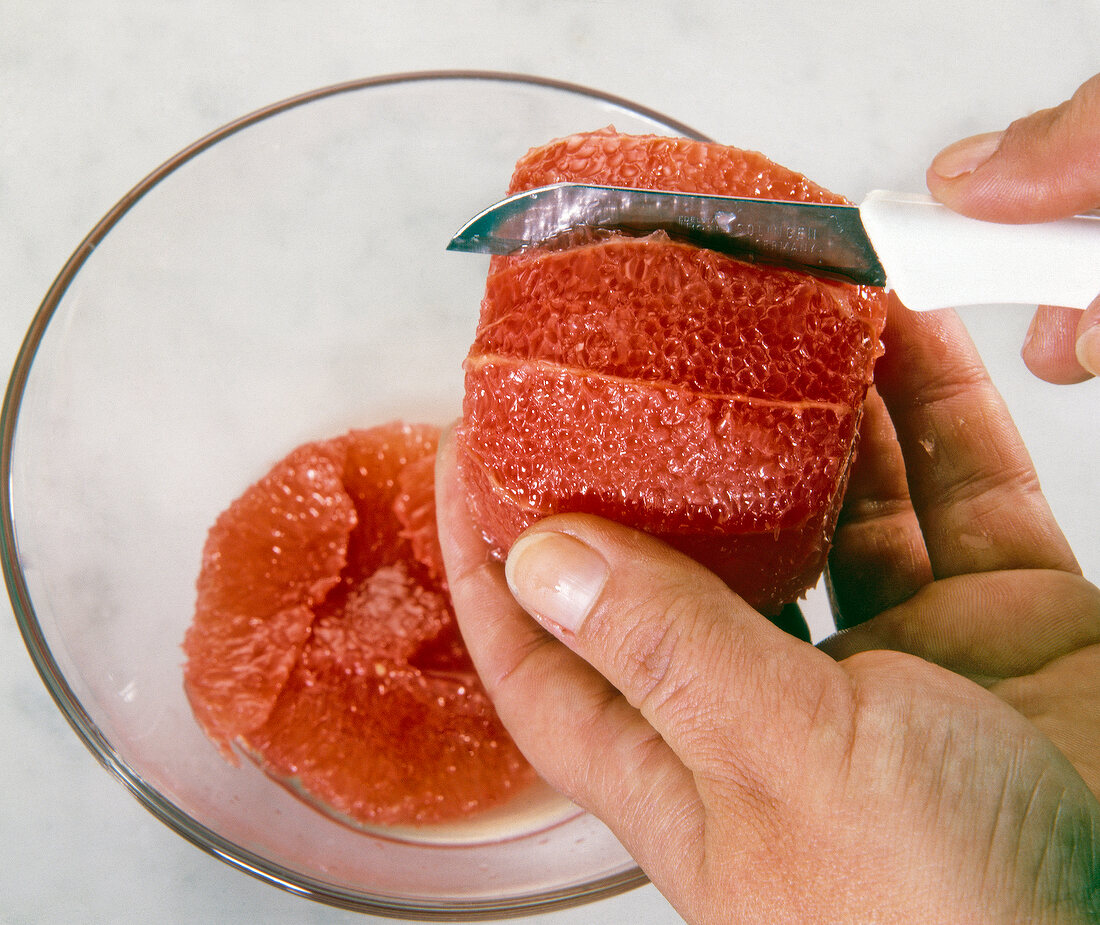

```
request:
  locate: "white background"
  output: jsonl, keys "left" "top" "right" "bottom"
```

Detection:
{"left": 2, "top": 3, "right": 1098, "bottom": 923}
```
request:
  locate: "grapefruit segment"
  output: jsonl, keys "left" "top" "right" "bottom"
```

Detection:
{"left": 245, "top": 613, "right": 531, "bottom": 826}
{"left": 337, "top": 423, "right": 439, "bottom": 580}
{"left": 184, "top": 422, "right": 534, "bottom": 825}
{"left": 462, "top": 357, "right": 858, "bottom": 531}
{"left": 457, "top": 130, "right": 888, "bottom": 615}
{"left": 183, "top": 444, "right": 355, "bottom": 757}
{"left": 474, "top": 237, "right": 883, "bottom": 407}
{"left": 394, "top": 454, "right": 446, "bottom": 585}
{"left": 506, "top": 127, "right": 849, "bottom": 204}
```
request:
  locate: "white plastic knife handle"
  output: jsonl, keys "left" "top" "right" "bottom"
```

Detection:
{"left": 858, "top": 190, "right": 1100, "bottom": 312}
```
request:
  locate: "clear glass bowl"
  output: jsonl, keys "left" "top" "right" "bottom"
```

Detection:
{"left": 1, "top": 72, "right": 707, "bottom": 918}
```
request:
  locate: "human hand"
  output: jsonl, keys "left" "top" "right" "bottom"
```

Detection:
{"left": 435, "top": 297, "right": 1100, "bottom": 924}
{"left": 926, "top": 72, "right": 1100, "bottom": 383}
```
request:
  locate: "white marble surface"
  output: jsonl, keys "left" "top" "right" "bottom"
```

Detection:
{"left": 2, "top": 3, "right": 1098, "bottom": 923}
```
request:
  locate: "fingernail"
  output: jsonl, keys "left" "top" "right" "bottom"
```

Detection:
{"left": 505, "top": 531, "right": 609, "bottom": 635}
{"left": 1076, "top": 324, "right": 1100, "bottom": 378}
{"left": 1021, "top": 311, "right": 1037, "bottom": 356}
{"left": 930, "top": 131, "right": 1003, "bottom": 180}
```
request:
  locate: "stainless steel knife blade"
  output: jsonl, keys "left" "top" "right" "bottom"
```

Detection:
{"left": 446, "top": 182, "right": 888, "bottom": 287}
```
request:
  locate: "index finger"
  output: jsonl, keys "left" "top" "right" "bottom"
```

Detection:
{"left": 827, "top": 386, "right": 933, "bottom": 628}
{"left": 873, "top": 295, "right": 1079, "bottom": 579}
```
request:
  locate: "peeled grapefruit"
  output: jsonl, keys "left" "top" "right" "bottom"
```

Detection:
{"left": 183, "top": 423, "right": 534, "bottom": 826}
{"left": 456, "top": 129, "right": 888, "bottom": 615}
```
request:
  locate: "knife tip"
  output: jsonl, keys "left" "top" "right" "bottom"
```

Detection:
{"left": 445, "top": 234, "right": 477, "bottom": 253}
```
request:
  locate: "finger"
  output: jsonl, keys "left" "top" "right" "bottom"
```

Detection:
{"left": 873, "top": 296, "right": 1079, "bottom": 578}
{"left": 1075, "top": 291, "right": 1100, "bottom": 378}
{"left": 827, "top": 387, "right": 932, "bottom": 628}
{"left": 1021, "top": 304, "right": 1093, "bottom": 384}
{"left": 434, "top": 428, "right": 703, "bottom": 875}
{"left": 502, "top": 513, "right": 846, "bottom": 779}
{"left": 927, "top": 72, "right": 1100, "bottom": 222}
{"left": 819, "top": 570, "right": 1100, "bottom": 686}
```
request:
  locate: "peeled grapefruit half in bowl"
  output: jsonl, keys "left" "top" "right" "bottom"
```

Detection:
{"left": 0, "top": 72, "right": 709, "bottom": 918}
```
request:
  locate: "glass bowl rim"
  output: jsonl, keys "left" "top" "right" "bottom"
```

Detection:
{"left": 0, "top": 70, "right": 710, "bottom": 918}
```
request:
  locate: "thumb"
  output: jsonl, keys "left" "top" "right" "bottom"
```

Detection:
{"left": 927, "top": 72, "right": 1100, "bottom": 222}
{"left": 504, "top": 515, "right": 837, "bottom": 769}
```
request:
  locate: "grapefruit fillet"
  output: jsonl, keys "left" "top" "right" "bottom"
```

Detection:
{"left": 456, "top": 129, "right": 888, "bottom": 615}
{"left": 183, "top": 423, "right": 534, "bottom": 826}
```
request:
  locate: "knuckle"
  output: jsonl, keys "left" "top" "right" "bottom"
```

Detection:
{"left": 491, "top": 628, "right": 560, "bottom": 693}
{"left": 601, "top": 581, "right": 734, "bottom": 722}
{"left": 906, "top": 354, "right": 989, "bottom": 410}
{"left": 939, "top": 457, "right": 1043, "bottom": 517}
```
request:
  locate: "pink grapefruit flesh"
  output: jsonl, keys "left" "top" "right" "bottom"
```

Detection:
{"left": 183, "top": 423, "right": 534, "bottom": 826}
{"left": 456, "top": 129, "right": 888, "bottom": 616}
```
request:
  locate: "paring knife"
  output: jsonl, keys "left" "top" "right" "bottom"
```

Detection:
{"left": 447, "top": 182, "right": 1100, "bottom": 312}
